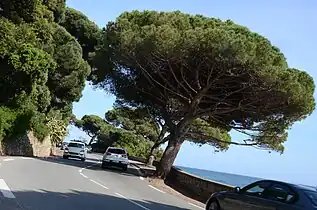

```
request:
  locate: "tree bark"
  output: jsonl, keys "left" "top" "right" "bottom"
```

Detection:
{"left": 88, "top": 134, "right": 97, "bottom": 145}
{"left": 146, "top": 124, "right": 168, "bottom": 164}
{"left": 153, "top": 137, "right": 184, "bottom": 179}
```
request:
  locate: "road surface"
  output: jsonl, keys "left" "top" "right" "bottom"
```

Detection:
{"left": 0, "top": 154, "right": 204, "bottom": 210}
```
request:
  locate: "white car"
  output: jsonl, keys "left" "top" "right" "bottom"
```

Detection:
{"left": 63, "top": 142, "right": 87, "bottom": 161}
{"left": 101, "top": 147, "right": 129, "bottom": 171}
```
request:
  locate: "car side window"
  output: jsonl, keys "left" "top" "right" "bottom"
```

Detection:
{"left": 241, "top": 181, "right": 271, "bottom": 197}
{"left": 262, "top": 183, "right": 296, "bottom": 204}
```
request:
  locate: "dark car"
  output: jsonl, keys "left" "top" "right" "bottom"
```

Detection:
{"left": 206, "top": 180, "right": 317, "bottom": 210}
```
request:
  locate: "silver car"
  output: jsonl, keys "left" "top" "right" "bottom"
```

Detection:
{"left": 101, "top": 147, "right": 129, "bottom": 171}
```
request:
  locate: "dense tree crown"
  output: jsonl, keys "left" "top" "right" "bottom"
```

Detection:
{"left": 73, "top": 107, "right": 164, "bottom": 159}
{"left": 0, "top": 0, "right": 101, "bottom": 142}
{"left": 91, "top": 10, "right": 315, "bottom": 177}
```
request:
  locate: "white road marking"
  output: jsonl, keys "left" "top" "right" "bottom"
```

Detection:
{"left": 80, "top": 173, "right": 88, "bottom": 178}
{"left": 115, "top": 192, "right": 150, "bottom": 210}
{"left": 79, "top": 169, "right": 83, "bottom": 173}
{"left": 148, "top": 185, "right": 165, "bottom": 194}
{"left": 139, "top": 177, "right": 144, "bottom": 180}
{"left": 89, "top": 179, "right": 109, "bottom": 189}
{"left": 0, "top": 179, "right": 15, "bottom": 198}
{"left": 188, "top": 202, "right": 205, "bottom": 210}
{"left": 21, "top": 157, "right": 32, "bottom": 160}
{"left": 3, "top": 158, "right": 14, "bottom": 162}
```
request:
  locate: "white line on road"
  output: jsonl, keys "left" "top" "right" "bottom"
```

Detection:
{"left": 139, "top": 177, "right": 144, "bottom": 180}
{"left": 21, "top": 157, "right": 32, "bottom": 160}
{"left": 89, "top": 179, "right": 109, "bottom": 189}
{"left": 79, "top": 169, "right": 83, "bottom": 173}
{"left": 0, "top": 179, "right": 15, "bottom": 198}
{"left": 115, "top": 192, "right": 150, "bottom": 210}
{"left": 188, "top": 202, "right": 205, "bottom": 210}
{"left": 80, "top": 173, "right": 88, "bottom": 178}
{"left": 148, "top": 185, "right": 165, "bottom": 194}
{"left": 3, "top": 158, "right": 14, "bottom": 162}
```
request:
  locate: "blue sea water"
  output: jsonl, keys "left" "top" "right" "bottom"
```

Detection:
{"left": 177, "top": 166, "right": 262, "bottom": 188}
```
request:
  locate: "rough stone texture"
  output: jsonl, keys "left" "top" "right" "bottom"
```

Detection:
{"left": 165, "top": 166, "right": 235, "bottom": 203}
{"left": 0, "top": 131, "right": 56, "bottom": 157}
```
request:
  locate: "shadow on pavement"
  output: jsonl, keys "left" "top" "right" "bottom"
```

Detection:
{"left": 35, "top": 156, "right": 141, "bottom": 177}
{"left": 1, "top": 189, "right": 192, "bottom": 210}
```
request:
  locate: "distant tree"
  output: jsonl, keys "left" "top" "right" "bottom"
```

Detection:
{"left": 107, "top": 100, "right": 167, "bottom": 161}
{"left": 72, "top": 115, "right": 108, "bottom": 145}
{"left": 91, "top": 10, "right": 315, "bottom": 178}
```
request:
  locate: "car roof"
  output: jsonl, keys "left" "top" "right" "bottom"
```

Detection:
{"left": 69, "top": 141, "right": 85, "bottom": 145}
{"left": 292, "top": 184, "right": 317, "bottom": 192}
{"left": 108, "top": 147, "right": 125, "bottom": 150}
{"left": 253, "top": 179, "right": 317, "bottom": 192}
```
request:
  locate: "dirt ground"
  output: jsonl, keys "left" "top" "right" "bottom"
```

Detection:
{"left": 147, "top": 178, "right": 205, "bottom": 209}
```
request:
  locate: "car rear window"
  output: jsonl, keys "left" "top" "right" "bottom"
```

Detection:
{"left": 68, "top": 143, "right": 84, "bottom": 148}
{"left": 304, "top": 190, "right": 317, "bottom": 206}
{"left": 108, "top": 148, "right": 126, "bottom": 154}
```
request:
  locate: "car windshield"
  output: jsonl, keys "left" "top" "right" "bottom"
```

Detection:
{"left": 68, "top": 143, "right": 84, "bottom": 149}
{"left": 304, "top": 190, "right": 317, "bottom": 206}
{"left": 108, "top": 148, "right": 126, "bottom": 154}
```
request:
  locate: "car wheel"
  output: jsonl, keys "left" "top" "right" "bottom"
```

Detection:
{"left": 208, "top": 200, "right": 220, "bottom": 210}
{"left": 63, "top": 155, "right": 68, "bottom": 159}
{"left": 81, "top": 158, "right": 85, "bottom": 161}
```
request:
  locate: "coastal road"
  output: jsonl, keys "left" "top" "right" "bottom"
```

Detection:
{"left": 0, "top": 154, "right": 204, "bottom": 210}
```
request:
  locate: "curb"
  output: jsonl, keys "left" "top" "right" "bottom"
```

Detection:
{"left": 129, "top": 163, "right": 146, "bottom": 177}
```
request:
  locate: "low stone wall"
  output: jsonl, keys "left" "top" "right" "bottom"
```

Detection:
{"left": 165, "top": 167, "right": 235, "bottom": 203}
{"left": 0, "top": 131, "right": 56, "bottom": 157}
{"left": 128, "top": 156, "right": 235, "bottom": 203}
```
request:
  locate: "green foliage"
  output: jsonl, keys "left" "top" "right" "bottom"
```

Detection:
{"left": 112, "top": 130, "right": 152, "bottom": 158}
{"left": 0, "top": 1, "right": 100, "bottom": 145}
{"left": 74, "top": 106, "right": 163, "bottom": 158}
{"left": 46, "top": 110, "right": 68, "bottom": 143}
{"left": 73, "top": 115, "right": 107, "bottom": 138}
{"left": 60, "top": 8, "right": 103, "bottom": 63}
{"left": 92, "top": 10, "right": 315, "bottom": 154}
{"left": 188, "top": 118, "right": 231, "bottom": 151}
{"left": 105, "top": 106, "right": 159, "bottom": 142}
{"left": 0, "top": 107, "right": 17, "bottom": 140}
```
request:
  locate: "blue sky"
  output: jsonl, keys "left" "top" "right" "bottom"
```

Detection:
{"left": 65, "top": 0, "right": 317, "bottom": 186}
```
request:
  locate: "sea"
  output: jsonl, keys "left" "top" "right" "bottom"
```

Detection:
{"left": 177, "top": 166, "right": 262, "bottom": 187}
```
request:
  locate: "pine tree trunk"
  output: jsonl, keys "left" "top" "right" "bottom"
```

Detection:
{"left": 88, "top": 134, "right": 97, "bottom": 145}
{"left": 147, "top": 143, "right": 157, "bottom": 159}
{"left": 153, "top": 138, "right": 183, "bottom": 179}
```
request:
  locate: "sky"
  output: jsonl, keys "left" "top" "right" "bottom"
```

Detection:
{"left": 65, "top": 0, "right": 317, "bottom": 186}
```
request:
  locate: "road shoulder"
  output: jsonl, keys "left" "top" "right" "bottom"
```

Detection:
{"left": 147, "top": 178, "right": 205, "bottom": 209}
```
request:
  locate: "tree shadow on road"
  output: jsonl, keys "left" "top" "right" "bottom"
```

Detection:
{"left": 35, "top": 156, "right": 140, "bottom": 177}
{"left": 1, "top": 189, "right": 193, "bottom": 210}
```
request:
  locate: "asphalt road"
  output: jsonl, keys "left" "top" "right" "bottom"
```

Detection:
{"left": 0, "top": 154, "right": 204, "bottom": 210}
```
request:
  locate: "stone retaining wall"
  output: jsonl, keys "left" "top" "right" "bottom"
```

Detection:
{"left": 0, "top": 131, "right": 56, "bottom": 157}
{"left": 165, "top": 167, "right": 235, "bottom": 203}
{"left": 129, "top": 156, "right": 235, "bottom": 204}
